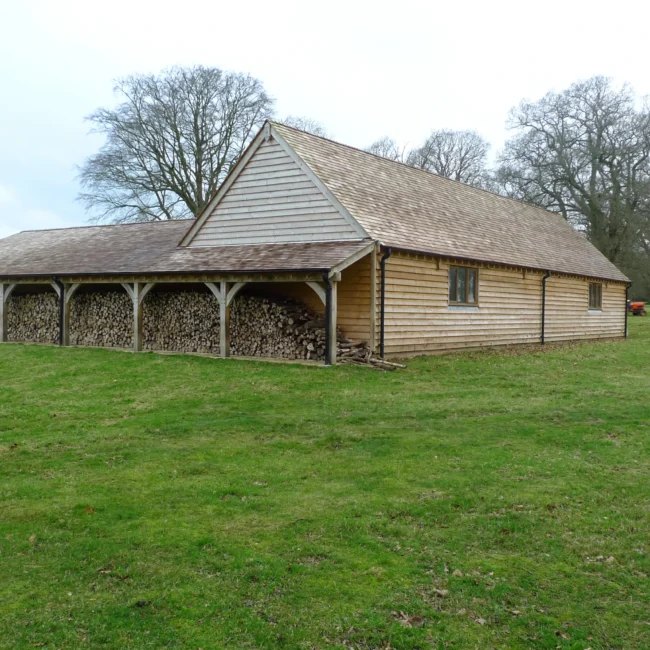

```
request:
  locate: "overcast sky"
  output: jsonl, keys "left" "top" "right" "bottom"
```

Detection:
{"left": 1, "top": 0, "right": 648, "bottom": 239}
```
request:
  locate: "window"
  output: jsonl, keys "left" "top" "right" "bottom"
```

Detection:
{"left": 589, "top": 283, "right": 602, "bottom": 310}
{"left": 449, "top": 266, "right": 479, "bottom": 305}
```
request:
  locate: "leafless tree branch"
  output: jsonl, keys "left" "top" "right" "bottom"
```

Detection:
{"left": 78, "top": 66, "right": 274, "bottom": 223}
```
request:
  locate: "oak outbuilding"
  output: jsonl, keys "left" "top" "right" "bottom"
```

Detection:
{"left": 0, "top": 122, "right": 630, "bottom": 364}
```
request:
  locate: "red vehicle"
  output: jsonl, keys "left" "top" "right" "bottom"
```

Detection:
{"left": 628, "top": 301, "right": 647, "bottom": 316}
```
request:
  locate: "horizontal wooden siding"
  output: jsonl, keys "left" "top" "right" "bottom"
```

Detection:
{"left": 545, "top": 276, "right": 625, "bottom": 342}
{"left": 379, "top": 252, "right": 625, "bottom": 356}
{"left": 191, "top": 138, "right": 361, "bottom": 246}
{"left": 337, "top": 255, "right": 371, "bottom": 343}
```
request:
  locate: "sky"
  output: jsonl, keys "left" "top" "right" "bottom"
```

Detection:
{"left": 1, "top": 0, "right": 649, "bottom": 239}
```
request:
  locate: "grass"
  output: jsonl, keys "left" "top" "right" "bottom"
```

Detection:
{"left": 1, "top": 321, "right": 649, "bottom": 650}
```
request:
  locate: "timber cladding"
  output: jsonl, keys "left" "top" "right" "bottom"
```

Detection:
{"left": 378, "top": 251, "right": 626, "bottom": 357}
{"left": 545, "top": 277, "right": 625, "bottom": 342}
{"left": 337, "top": 255, "right": 372, "bottom": 343}
{"left": 189, "top": 137, "right": 362, "bottom": 247}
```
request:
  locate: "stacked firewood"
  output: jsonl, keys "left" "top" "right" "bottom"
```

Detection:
{"left": 6, "top": 294, "right": 58, "bottom": 344}
{"left": 231, "top": 295, "right": 338, "bottom": 360}
{"left": 70, "top": 291, "right": 133, "bottom": 348}
{"left": 143, "top": 290, "right": 221, "bottom": 354}
{"left": 6, "top": 289, "right": 404, "bottom": 369}
{"left": 338, "top": 340, "right": 406, "bottom": 371}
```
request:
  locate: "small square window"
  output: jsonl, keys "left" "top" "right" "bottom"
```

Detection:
{"left": 449, "top": 266, "right": 479, "bottom": 305}
{"left": 589, "top": 283, "right": 602, "bottom": 310}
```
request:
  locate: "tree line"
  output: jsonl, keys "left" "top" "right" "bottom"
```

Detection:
{"left": 78, "top": 67, "right": 650, "bottom": 298}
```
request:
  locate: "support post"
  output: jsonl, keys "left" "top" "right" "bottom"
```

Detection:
{"left": 51, "top": 279, "right": 65, "bottom": 346}
{"left": 369, "top": 246, "right": 377, "bottom": 353}
{"left": 219, "top": 280, "right": 230, "bottom": 358}
{"left": 324, "top": 276, "right": 338, "bottom": 366}
{"left": 122, "top": 282, "right": 154, "bottom": 352}
{"left": 0, "top": 285, "right": 5, "bottom": 344}
{"left": 62, "top": 290, "right": 70, "bottom": 346}
{"left": 133, "top": 283, "right": 143, "bottom": 352}
{"left": 0, "top": 283, "right": 14, "bottom": 343}
{"left": 61, "top": 283, "right": 81, "bottom": 347}
{"left": 0, "top": 284, "right": 16, "bottom": 342}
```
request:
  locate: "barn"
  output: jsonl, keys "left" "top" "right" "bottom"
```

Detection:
{"left": 0, "top": 121, "right": 630, "bottom": 365}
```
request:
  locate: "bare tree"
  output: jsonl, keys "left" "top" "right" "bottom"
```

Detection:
{"left": 365, "top": 137, "right": 407, "bottom": 162}
{"left": 78, "top": 66, "right": 274, "bottom": 223}
{"left": 496, "top": 76, "right": 650, "bottom": 267}
{"left": 407, "top": 130, "right": 490, "bottom": 186}
{"left": 280, "top": 116, "right": 328, "bottom": 137}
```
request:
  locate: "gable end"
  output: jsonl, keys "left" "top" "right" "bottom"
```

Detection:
{"left": 184, "top": 126, "right": 367, "bottom": 247}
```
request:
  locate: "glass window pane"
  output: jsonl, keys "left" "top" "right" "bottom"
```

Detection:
{"left": 468, "top": 269, "right": 476, "bottom": 304}
{"left": 589, "top": 284, "right": 602, "bottom": 309}
{"left": 457, "top": 267, "right": 467, "bottom": 303}
{"left": 449, "top": 267, "right": 457, "bottom": 302}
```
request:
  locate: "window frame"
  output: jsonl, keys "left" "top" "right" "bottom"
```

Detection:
{"left": 588, "top": 282, "right": 603, "bottom": 311}
{"left": 448, "top": 265, "right": 479, "bottom": 306}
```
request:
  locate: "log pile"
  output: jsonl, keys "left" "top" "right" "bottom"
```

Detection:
{"left": 143, "top": 290, "right": 221, "bottom": 354}
{"left": 6, "top": 293, "right": 58, "bottom": 344}
{"left": 231, "top": 295, "right": 340, "bottom": 360}
{"left": 5, "top": 288, "right": 405, "bottom": 368}
{"left": 338, "top": 340, "right": 407, "bottom": 371}
{"left": 70, "top": 291, "right": 133, "bottom": 348}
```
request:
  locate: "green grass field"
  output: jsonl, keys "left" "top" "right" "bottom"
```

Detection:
{"left": 1, "top": 320, "right": 649, "bottom": 649}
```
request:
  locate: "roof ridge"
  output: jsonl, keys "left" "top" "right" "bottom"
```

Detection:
{"left": 270, "top": 120, "right": 563, "bottom": 221}
{"left": 17, "top": 218, "right": 195, "bottom": 235}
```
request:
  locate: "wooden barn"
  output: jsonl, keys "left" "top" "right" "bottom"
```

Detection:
{"left": 0, "top": 121, "right": 630, "bottom": 365}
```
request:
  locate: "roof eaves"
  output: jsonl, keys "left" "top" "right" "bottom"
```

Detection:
{"left": 379, "top": 243, "right": 630, "bottom": 283}
{"left": 0, "top": 266, "right": 334, "bottom": 281}
{"left": 13, "top": 218, "right": 195, "bottom": 236}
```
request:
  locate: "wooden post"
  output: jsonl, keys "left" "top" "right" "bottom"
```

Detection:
{"left": 0, "top": 283, "right": 10, "bottom": 343}
{"left": 327, "top": 280, "right": 338, "bottom": 366}
{"left": 61, "top": 283, "right": 80, "bottom": 347}
{"left": 122, "top": 282, "right": 154, "bottom": 352}
{"left": 50, "top": 281, "right": 64, "bottom": 346}
{"left": 62, "top": 288, "right": 70, "bottom": 346}
{"left": 220, "top": 280, "right": 230, "bottom": 358}
{"left": 369, "top": 246, "right": 377, "bottom": 353}
{"left": 133, "top": 283, "right": 143, "bottom": 352}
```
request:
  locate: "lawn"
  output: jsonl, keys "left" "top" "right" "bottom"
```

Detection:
{"left": 1, "top": 320, "right": 649, "bottom": 650}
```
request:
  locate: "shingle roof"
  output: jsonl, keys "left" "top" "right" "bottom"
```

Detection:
{"left": 272, "top": 122, "right": 629, "bottom": 282}
{"left": 0, "top": 122, "right": 628, "bottom": 283}
{"left": 0, "top": 220, "right": 370, "bottom": 278}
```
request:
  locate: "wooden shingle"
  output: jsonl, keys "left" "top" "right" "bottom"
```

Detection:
{"left": 272, "top": 122, "right": 628, "bottom": 282}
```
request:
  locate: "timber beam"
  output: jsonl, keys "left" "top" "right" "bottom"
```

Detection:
{"left": 204, "top": 281, "right": 248, "bottom": 358}
{"left": 323, "top": 278, "right": 338, "bottom": 366}
{"left": 60, "top": 283, "right": 82, "bottom": 346}
{"left": 0, "top": 273, "right": 328, "bottom": 286}
{"left": 0, "top": 283, "right": 17, "bottom": 342}
{"left": 220, "top": 280, "right": 230, "bottom": 358}
{"left": 122, "top": 282, "right": 156, "bottom": 352}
